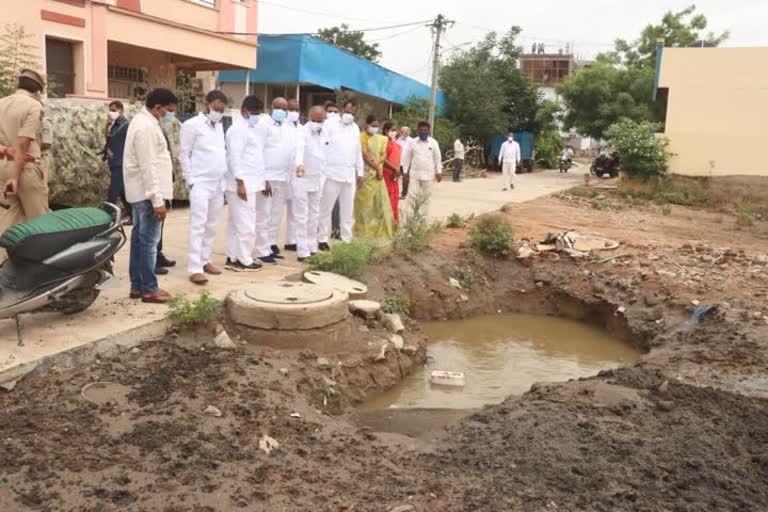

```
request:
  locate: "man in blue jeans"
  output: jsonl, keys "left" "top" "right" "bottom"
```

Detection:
{"left": 122, "top": 89, "right": 177, "bottom": 303}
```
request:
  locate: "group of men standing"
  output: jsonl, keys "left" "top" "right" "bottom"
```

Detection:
{"left": 116, "top": 88, "right": 436, "bottom": 304}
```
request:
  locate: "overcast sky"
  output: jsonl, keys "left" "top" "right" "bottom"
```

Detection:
{"left": 257, "top": 0, "right": 768, "bottom": 84}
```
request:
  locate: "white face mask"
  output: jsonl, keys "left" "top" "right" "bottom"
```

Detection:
{"left": 342, "top": 113, "right": 355, "bottom": 125}
{"left": 109, "top": 111, "right": 120, "bottom": 121}
{"left": 388, "top": 130, "right": 398, "bottom": 140}
{"left": 287, "top": 111, "right": 300, "bottom": 123}
{"left": 327, "top": 112, "right": 339, "bottom": 120}
{"left": 367, "top": 126, "right": 379, "bottom": 135}
{"left": 309, "top": 121, "right": 323, "bottom": 132}
{"left": 508, "top": 136, "right": 514, "bottom": 142}
{"left": 207, "top": 110, "right": 224, "bottom": 124}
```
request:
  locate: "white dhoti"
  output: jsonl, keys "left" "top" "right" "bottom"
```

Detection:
{"left": 267, "top": 180, "right": 290, "bottom": 249}
{"left": 187, "top": 180, "right": 225, "bottom": 274}
{"left": 225, "top": 189, "right": 256, "bottom": 266}
{"left": 502, "top": 161, "right": 516, "bottom": 189}
{"left": 318, "top": 179, "right": 355, "bottom": 243}
{"left": 292, "top": 176, "right": 322, "bottom": 257}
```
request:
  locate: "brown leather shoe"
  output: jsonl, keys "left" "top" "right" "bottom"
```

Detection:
{"left": 142, "top": 290, "right": 172, "bottom": 304}
{"left": 203, "top": 263, "right": 222, "bottom": 275}
{"left": 190, "top": 273, "right": 209, "bottom": 285}
{"left": 129, "top": 290, "right": 142, "bottom": 299}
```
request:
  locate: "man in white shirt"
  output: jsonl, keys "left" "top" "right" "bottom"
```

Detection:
{"left": 254, "top": 96, "right": 297, "bottom": 260}
{"left": 283, "top": 98, "right": 302, "bottom": 253}
{"left": 123, "top": 88, "right": 177, "bottom": 304}
{"left": 397, "top": 126, "right": 413, "bottom": 199}
{"left": 223, "top": 95, "right": 265, "bottom": 273}
{"left": 498, "top": 132, "right": 521, "bottom": 191}
{"left": 294, "top": 106, "right": 328, "bottom": 260}
{"left": 453, "top": 137, "right": 465, "bottom": 182}
{"left": 403, "top": 120, "right": 442, "bottom": 217}
{"left": 317, "top": 98, "right": 364, "bottom": 251}
{"left": 179, "top": 90, "right": 228, "bottom": 285}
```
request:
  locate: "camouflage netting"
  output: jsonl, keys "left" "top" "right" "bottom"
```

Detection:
{"left": 45, "top": 98, "right": 188, "bottom": 207}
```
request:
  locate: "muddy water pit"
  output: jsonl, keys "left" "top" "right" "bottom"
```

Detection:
{"left": 362, "top": 313, "right": 641, "bottom": 410}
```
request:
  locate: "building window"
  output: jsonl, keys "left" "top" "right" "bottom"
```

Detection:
{"left": 46, "top": 38, "right": 75, "bottom": 96}
{"left": 108, "top": 65, "right": 146, "bottom": 84}
{"left": 191, "top": 0, "right": 217, "bottom": 7}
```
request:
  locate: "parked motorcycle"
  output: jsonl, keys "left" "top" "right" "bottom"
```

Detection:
{"left": 0, "top": 203, "right": 126, "bottom": 345}
{"left": 559, "top": 156, "right": 573, "bottom": 173}
{"left": 590, "top": 152, "right": 620, "bottom": 178}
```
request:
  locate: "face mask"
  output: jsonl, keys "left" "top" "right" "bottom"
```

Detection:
{"left": 109, "top": 111, "right": 120, "bottom": 121}
{"left": 207, "top": 110, "right": 224, "bottom": 124}
{"left": 508, "top": 136, "right": 514, "bottom": 142}
{"left": 388, "top": 131, "right": 398, "bottom": 140}
{"left": 161, "top": 111, "right": 175, "bottom": 123}
{"left": 246, "top": 115, "right": 260, "bottom": 128}
{"left": 418, "top": 132, "right": 429, "bottom": 141}
{"left": 309, "top": 121, "right": 323, "bottom": 132}
{"left": 271, "top": 109, "right": 287, "bottom": 123}
{"left": 327, "top": 112, "right": 339, "bottom": 120}
{"left": 342, "top": 113, "right": 355, "bottom": 125}
{"left": 287, "top": 111, "right": 300, "bottom": 123}
{"left": 367, "top": 126, "right": 379, "bottom": 135}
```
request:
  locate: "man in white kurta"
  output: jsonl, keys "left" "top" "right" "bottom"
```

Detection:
{"left": 403, "top": 121, "right": 442, "bottom": 218}
{"left": 224, "top": 95, "right": 265, "bottom": 272}
{"left": 283, "top": 98, "right": 302, "bottom": 252}
{"left": 254, "top": 97, "right": 296, "bottom": 259}
{"left": 317, "top": 99, "right": 364, "bottom": 251}
{"left": 294, "top": 106, "right": 328, "bottom": 260}
{"left": 179, "top": 90, "right": 228, "bottom": 285}
{"left": 498, "top": 132, "right": 521, "bottom": 191}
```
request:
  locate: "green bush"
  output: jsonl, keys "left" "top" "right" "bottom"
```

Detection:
{"left": 446, "top": 213, "right": 463, "bottom": 228}
{"left": 382, "top": 296, "right": 410, "bottom": 315}
{"left": 394, "top": 192, "right": 443, "bottom": 253}
{"left": 737, "top": 206, "right": 755, "bottom": 227}
{"left": 568, "top": 186, "right": 600, "bottom": 199}
{"left": 305, "top": 238, "right": 382, "bottom": 278}
{"left": 534, "top": 130, "right": 565, "bottom": 169}
{"left": 469, "top": 215, "right": 515, "bottom": 257}
{"left": 168, "top": 291, "right": 222, "bottom": 327}
{"left": 605, "top": 119, "right": 671, "bottom": 181}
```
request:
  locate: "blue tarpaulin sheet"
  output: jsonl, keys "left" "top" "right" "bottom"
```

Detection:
{"left": 490, "top": 132, "right": 534, "bottom": 160}
{"left": 219, "top": 35, "right": 445, "bottom": 108}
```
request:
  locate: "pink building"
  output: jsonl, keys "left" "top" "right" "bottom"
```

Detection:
{"left": 15, "top": 0, "right": 258, "bottom": 100}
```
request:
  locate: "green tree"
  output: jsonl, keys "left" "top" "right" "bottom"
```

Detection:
{"left": 439, "top": 28, "right": 538, "bottom": 147}
{"left": 558, "top": 5, "right": 726, "bottom": 139}
{"left": 0, "top": 23, "right": 43, "bottom": 97}
{"left": 317, "top": 24, "right": 381, "bottom": 63}
{"left": 614, "top": 5, "right": 729, "bottom": 68}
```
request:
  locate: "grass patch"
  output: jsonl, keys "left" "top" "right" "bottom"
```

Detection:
{"left": 446, "top": 213, "right": 463, "bottom": 228}
{"left": 168, "top": 291, "right": 222, "bottom": 328}
{"left": 737, "top": 206, "right": 755, "bottom": 227}
{"left": 382, "top": 296, "right": 410, "bottom": 315}
{"left": 305, "top": 238, "right": 382, "bottom": 278}
{"left": 469, "top": 214, "right": 514, "bottom": 257}
{"left": 660, "top": 204, "right": 672, "bottom": 216}
{"left": 568, "top": 186, "right": 600, "bottom": 199}
{"left": 394, "top": 192, "right": 443, "bottom": 253}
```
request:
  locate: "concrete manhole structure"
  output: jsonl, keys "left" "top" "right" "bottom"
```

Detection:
{"left": 303, "top": 271, "right": 368, "bottom": 299}
{"left": 228, "top": 281, "right": 349, "bottom": 331}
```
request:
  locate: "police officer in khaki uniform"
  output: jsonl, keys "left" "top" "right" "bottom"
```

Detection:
{"left": 0, "top": 69, "right": 50, "bottom": 234}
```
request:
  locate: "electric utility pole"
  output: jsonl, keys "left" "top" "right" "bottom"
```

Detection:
{"left": 428, "top": 14, "right": 454, "bottom": 132}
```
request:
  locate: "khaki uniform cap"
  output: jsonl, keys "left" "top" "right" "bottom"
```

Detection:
{"left": 19, "top": 69, "right": 45, "bottom": 89}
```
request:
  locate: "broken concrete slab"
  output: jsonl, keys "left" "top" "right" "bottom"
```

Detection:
{"left": 382, "top": 313, "right": 405, "bottom": 333}
{"left": 349, "top": 300, "right": 381, "bottom": 318}
{"left": 303, "top": 271, "right": 368, "bottom": 299}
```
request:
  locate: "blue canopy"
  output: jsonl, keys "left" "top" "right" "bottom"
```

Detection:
{"left": 219, "top": 34, "right": 446, "bottom": 108}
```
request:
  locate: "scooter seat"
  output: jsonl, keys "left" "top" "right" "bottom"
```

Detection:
{"left": 0, "top": 207, "right": 113, "bottom": 262}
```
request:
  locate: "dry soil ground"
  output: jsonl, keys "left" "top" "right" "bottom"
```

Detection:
{"left": 1, "top": 188, "right": 767, "bottom": 511}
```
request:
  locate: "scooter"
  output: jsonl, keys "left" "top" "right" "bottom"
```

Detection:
{"left": 591, "top": 152, "right": 621, "bottom": 178}
{"left": 0, "top": 202, "right": 126, "bottom": 345}
{"left": 559, "top": 156, "right": 573, "bottom": 173}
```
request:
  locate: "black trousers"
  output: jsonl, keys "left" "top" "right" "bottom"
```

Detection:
{"left": 400, "top": 168, "right": 410, "bottom": 198}
{"left": 107, "top": 164, "right": 132, "bottom": 219}
{"left": 453, "top": 159, "right": 464, "bottom": 182}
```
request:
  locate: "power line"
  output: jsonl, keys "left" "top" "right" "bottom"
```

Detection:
{"left": 217, "top": 19, "right": 434, "bottom": 37}
{"left": 368, "top": 25, "right": 424, "bottom": 43}
{"left": 258, "top": 0, "right": 405, "bottom": 24}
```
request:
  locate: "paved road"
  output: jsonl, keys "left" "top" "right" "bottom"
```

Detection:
{"left": 0, "top": 166, "right": 587, "bottom": 385}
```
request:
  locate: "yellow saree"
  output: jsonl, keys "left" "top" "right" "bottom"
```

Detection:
{"left": 354, "top": 132, "right": 396, "bottom": 239}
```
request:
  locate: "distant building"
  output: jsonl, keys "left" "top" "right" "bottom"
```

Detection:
{"left": 15, "top": 0, "right": 258, "bottom": 100}
{"left": 219, "top": 34, "right": 444, "bottom": 119}
{"left": 656, "top": 46, "right": 768, "bottom": 176}
{"left": 520, "top": 50, "right": 577, "bottom": 102}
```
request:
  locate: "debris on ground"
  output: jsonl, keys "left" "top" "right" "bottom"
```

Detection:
{"left": 349, "top": 300, "right": 382, "bottom": 318}
{"left": 258, "top": 435, "right": 280, "bottom": 455}
{"left": 203, "top": 405, "right": 223, "bottom": 417}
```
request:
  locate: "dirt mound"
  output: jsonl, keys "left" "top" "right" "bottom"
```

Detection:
{"left": 417, "top": 368, "right": 768, "bottom": 512}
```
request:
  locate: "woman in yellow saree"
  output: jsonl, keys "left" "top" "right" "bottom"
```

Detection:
{"left": 354, "top": 114, "right": 396, "bottom": 239}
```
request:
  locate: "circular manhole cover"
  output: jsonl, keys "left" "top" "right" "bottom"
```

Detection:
{"left": 303, "top": 271, "right": 368, "bottom": 298}
{"left": 244, "top": 282, "right": 334, "bottom": 305}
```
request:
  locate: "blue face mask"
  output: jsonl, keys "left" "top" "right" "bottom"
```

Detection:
{"left": 418, "top": 132, "right": 429, "bottom": 141}
{"left": 247, "top": 115, "right": 260, "bottom": 128}
{"left": 271, "top": 109, "right": 287, "bottom": 123}
{"left": 161, "top": 111, "right": 175, "bottom": 123}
